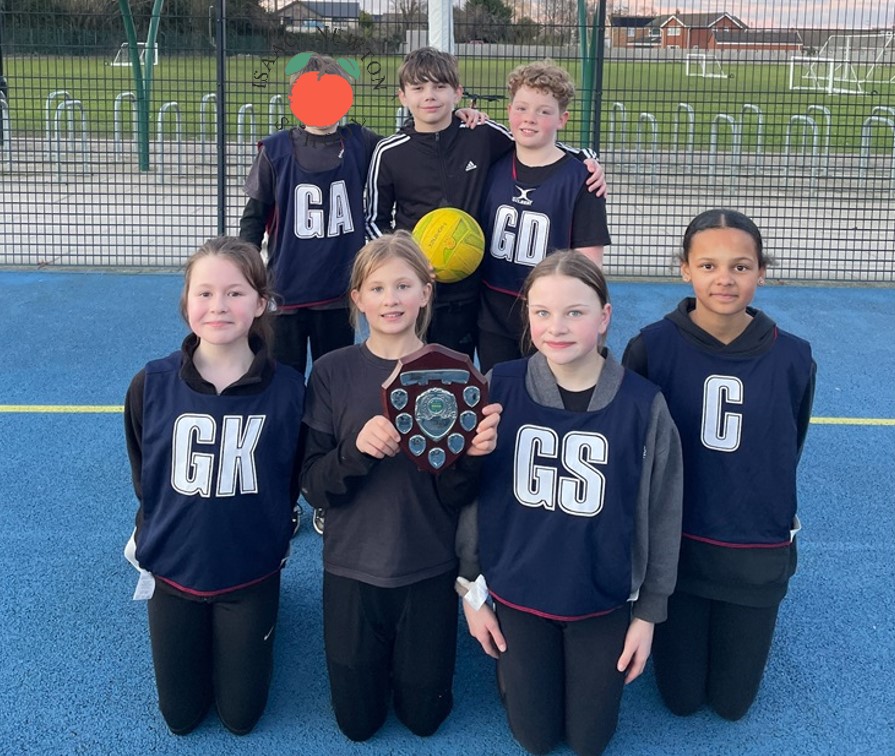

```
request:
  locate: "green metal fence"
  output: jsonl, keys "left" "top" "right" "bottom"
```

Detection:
{"left": 1, "top": 3, "right": 892, "bottom": 282}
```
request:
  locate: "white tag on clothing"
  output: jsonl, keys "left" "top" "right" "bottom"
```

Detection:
{"left": 124, "top": 528, "right": 156, "bottom": 600}
{"left": 456, "top": 574, "right": 489, "bottom": 611}
{"left": 132, "top": 570, "right": 156, "bottom": 601}
{"left": 790, "top": 514, "right": 802, "bottom": 542}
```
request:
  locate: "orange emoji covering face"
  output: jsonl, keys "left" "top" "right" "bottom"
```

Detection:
{"left": 285, "top": 52, "right": 359, "bottom": 128}
{"left": 289, "top": 71, "right": 353, "bottom": 127}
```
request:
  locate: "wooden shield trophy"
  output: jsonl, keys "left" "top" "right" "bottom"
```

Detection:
{"left": 381, "top": 344, "right": 488, "bottom": 474}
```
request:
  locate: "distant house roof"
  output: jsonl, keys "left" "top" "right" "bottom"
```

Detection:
{"left": 795, "top": 28, "right": 890, "bottom": 54}
{"left": 610, "top": 15, "right": 655, "bottom": 29}
{"left": 276, "top": 1, "right": 360, "bottom": 20}
{"left": 649, "top": 13, "right": 747, "bottom": 30}
{"left": 797, "top": 29, "right": 834, "bottom": 50}
{"left": 713, "top": 28, "right": 802, "bottom": 46}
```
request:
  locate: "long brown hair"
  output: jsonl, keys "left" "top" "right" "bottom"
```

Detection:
{"left": 180, "top": 236, "right": 274, "bottom": 345}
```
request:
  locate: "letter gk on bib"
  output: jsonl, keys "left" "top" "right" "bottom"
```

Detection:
{"left": 381, "top": 344, "right": 488, "bottom": 474}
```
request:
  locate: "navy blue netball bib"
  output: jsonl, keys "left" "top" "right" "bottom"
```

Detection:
{"left": 479, "top": 154, "right": 584, "bottom": 295}
{"left": 640, "top": 319, "right": 812, "bottom": 546}
{"left": 137, "top": 353, "right": 304, "bottom": 594}
{"left": 263, "top": 124, "right": 367, "bottom": 307}
{"left": 479, "top": 359, "right": 658, "bottom": 619}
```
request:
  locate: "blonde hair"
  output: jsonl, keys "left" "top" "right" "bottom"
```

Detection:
{"left": 398, "top": 47, "right": 461, "bottom": 90}
{"left": 507, "top": 60, "right": 575, "bottom": 112}
{"left": 180, "top": 236, "right": 274, "bottom": 345}
{"left": 348, "top": 231, "right": 434, "bottom": 338}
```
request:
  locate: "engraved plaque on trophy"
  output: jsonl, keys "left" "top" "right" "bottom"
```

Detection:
{"left": 381, "top": 344, "right": 488, "bottom": 474}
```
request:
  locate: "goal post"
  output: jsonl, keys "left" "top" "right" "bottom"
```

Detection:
{"left": 823, "top": 32, "right": 894, "bottom": 85}
{"left": 789, "top": 56, "right": 838, "bottom": 94}
{"left": 111, "top": 42, "right": 159, "bottom": 67}
{"left": 790, "top": 33, "right": 895, "bottom": 94}
{"left": 684, "top": 52, "right": 728, "bottom": 79}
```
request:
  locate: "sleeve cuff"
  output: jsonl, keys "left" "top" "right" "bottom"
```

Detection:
{"left": 338, "top": 438, "right": 378, "bottom": 475}
{"left": 632, "top": 589, "right": 668, "bottom": 624}
{"left": 455, "top": 575, "right": 489, "bottom": 610}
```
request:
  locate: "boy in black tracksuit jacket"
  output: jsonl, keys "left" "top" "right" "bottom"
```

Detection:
{"left": 364, "top": 47, "right": 603, "bottom": 360}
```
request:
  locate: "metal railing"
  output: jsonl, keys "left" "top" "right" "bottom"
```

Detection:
{"left": 0, "top": 7, "right": 892, "bottom": 282}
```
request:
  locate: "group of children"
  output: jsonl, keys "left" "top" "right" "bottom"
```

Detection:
{"left": 124, "top": 45, "right": 816, "bottom": 756}
{"left": 239, "top": 47, "right": 605, "bottom": 534}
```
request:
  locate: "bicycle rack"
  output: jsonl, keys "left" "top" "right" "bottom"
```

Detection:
{"left": 708, "top": 114, "right": 741, "bottom": 183}
{"left": 606, "top": 102, "right": 628, "bottom": 165}
{"left": 672, "top": 103, "right": 695, "bottom": 173}
{"left": 268, "top": 94, "right": 287, "bottom": 134}
{"left": 53, "top": 100, "right": 89, "bottom": 183}
{"left": 869, "top": 106, "right": 895, "bottom": 120}
{"left": 199, "top": 93, "right": 217, "bottom": 164}
{"left": 45, "top": 90, "right": 73, "bottom": 160}
{"left": 633, "top": 112, "right": 658, "bottom": 184}
{"left": 113, "top": 92, "right": 138, "bottom": 158}
{"left": 806, "top": 105, "right": 832, "bottom": 178}
{"left": 740, "top": 104, "right": 764, "bottom": 174}
{"left": 395, "top": 106, "right": 409, "bottom": 131}
{"left": 237, "top": 103, "right": 257, "bottom": 170}
{"left": 784, "top": 115, "right": 820, "bottom": 193}
{"left": 156, "top": 102, "right": 183, "bottom": 185}
{"left": 0, "top": 97, "right": 11, "bottom": 172}
{"left": 859, "top": 115, "right": 895, "bottom": 187}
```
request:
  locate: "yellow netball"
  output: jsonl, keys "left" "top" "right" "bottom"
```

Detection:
{"left": 412, "top": 207, "right": 486, "bottom": 284}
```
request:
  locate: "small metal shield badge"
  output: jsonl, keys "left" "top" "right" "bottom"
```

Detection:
{"left": 415, "top": 388, "right": 457, "bottom": 441}
{"left": 381, "top": 344, "right": 488, "bottom": 474}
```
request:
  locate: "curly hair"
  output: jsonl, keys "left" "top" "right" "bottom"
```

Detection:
{"left": 506, "top": 60, "right": 575, "bottom": 111}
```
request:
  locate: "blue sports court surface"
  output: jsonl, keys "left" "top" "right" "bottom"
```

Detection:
{"left": 1, "top": 271, "right": 892, "bottom": 755}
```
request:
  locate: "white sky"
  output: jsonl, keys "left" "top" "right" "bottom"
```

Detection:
{"left": 352, "top": 1, "right": 894, "bottom": 30}
{"left": 648, "top": 1, "right": 894, "bottom": 30}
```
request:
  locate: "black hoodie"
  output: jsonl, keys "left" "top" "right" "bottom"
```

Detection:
{"left": 623, "top": 298, "right": 816, "bottom": 607}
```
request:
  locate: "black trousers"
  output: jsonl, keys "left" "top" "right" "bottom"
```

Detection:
{"left": 426, "top": 298, "right": 479, "bottom": 360}
{"left": 652, "top": 591, "right": 780, "bottom": 721}
{"left": 146, "top": 572, "right": 281, "bottom": 735}
{"left": 322, "top": 570, "right": 458, "bottom": 742}
{"left": 272, "top": 307, "right": 355, "bottom": 376}
{"left": 495, "top": 603, "right": 629, "bottom": 756}
{"left": 476, "top": 288, "right": 531, "bottom": 373}
{"left": 477, "top": 329, "right": 527, "bottom": 375}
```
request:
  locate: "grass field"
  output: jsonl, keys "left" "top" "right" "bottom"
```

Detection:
{"left": 4, "top": 54, "right": 895, "bottom": 153}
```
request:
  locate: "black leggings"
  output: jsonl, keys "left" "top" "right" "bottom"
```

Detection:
{"left": 652, "top": 591, "right": 780, "bottom": 721}
{"left": 146, "top": 572, "right": 281, "bottom": 735}
{"left": 495, "top": 603, "right": 629, "bottom": 756}
{"left": 323, "top": 571, "right": 458, "bottom": 742}
{"left": 477, "top": 329, "right": 525, "bottom": 375}
{"left": 272, "top": 307, "right": 355, "bottom": 376}
{"left": 427, "top": 298, "right": 479, "bottom": 360}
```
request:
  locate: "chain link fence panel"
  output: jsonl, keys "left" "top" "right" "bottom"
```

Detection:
{"left": 0, "top": 2, "right": 892, "bottom": 281}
